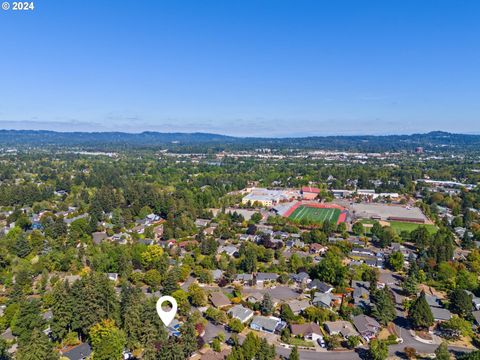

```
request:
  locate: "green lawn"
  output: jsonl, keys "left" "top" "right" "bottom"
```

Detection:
{"left": 360, "top": 219, "right": 437, "bottom": 234}
{"left": 288, "top": 205, "right": 340, "bottom": 224}
{"left": 287, "top": 337, "right": 315, "bottom": 348}
{"left": 389, "top": 221, "right": 437, "bottom": 234}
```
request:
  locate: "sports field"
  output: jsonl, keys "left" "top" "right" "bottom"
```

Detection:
{"left": 288, "top": 205, "right": 341, "bottom": 224}
{"left": 360, "top": 219, "right": 437, "bottom": 234}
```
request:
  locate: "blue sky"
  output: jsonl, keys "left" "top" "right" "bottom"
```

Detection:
{"left": 0, "top": 0, "right": 479, "bottom": 136}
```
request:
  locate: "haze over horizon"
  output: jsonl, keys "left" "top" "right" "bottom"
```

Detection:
{"left": 1, "top": 0, "right": 479, "bottom": 136}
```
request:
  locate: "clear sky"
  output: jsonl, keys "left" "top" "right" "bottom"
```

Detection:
{"left": 0, "top": 0, "right": 479, "bottom": 137}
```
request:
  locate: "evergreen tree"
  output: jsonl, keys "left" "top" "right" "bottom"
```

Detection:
{"left": 0, "top": 339, "right": 10, "bottom": 360}
{"left": 71, "top": 272, "right": 120, "bottom": 337}
{"left": 449, "top": 289, "right": 473, "bottom": 317}
{"left": 435, "top": 342, "right": 450, "bottom": 360}
{"left": 371, "top": 287, "right": 396, "bottom": 325}
{"left": 180, "top": 317, "right": 198, "bottom": 358}
{"left": 89, "top": 319, "right": 126, "bottom": 360}
{"left": 408, "top": 291, "right": 434, "bottom": 329}
{"left": 257, "top": 338, "right": 276, "bottom": 360}
{"left": 157, "top": 338, "right": 185, "bottom": 360}
{"left": 11, "top": 300, "right": 46, "bottom": 342}
{"left": 120, "top": 284, "right": 143, "bottom": 349}
{"left": 402, "top": 274, "right": 419, "bottom": 296}
{"left": 16, "top": 329, "right": 59, "bottom": 360}
{"left": 242, "top": 332, "right": 260, "bottom": 360}
{"left": 369, "top": 339, "right": 388, "bottom": 360}
{"left": 289, "top": 346, "right": 300, "bottom": 360}
{"left": 260, "top": 293, "right": 274, "bottom": 316}
{"left": 162, "top": 269, "right": 179, "bottom": 295}
{"left": 241, "top": 246, "right": 258, "bottom": 273}
{"left": 51, "top": 280, "right": 73, "bottom": 341}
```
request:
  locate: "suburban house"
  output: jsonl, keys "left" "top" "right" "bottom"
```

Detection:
{"left": 235, "top": 273, "right": 253, "bottom": 285}
{"left": 209, "top": 292, "right": 230, "bottom": 309}
{"left": 227, "top": 305, "right": 254, "bottom": 324}
{"left": 286, "top": 299, "right": 310, "bottom": 315}
{"left": 255, "top": 273, "right": 279, "bottom": 286}
{"left": 312, "top": 292, "right": 334, "bottom": 309}
{"left": 308, "top": 280, "right": 334, "bottom": 293}
{"left": 352, "top": 314, "right": 381, "bottom": 342}
{"left": 245, "top": 292, "right": 264, "bottom": 304}
{"left": 217, "top": 245, "right": 239, "bottom": 257}
{"left": 290, "top": 322, "right": 323, "bottom": 341}
{"left": 92, "top": 231, "right": 108, "bottom": 245}
{"left": 426, "top": 294, "right": 452, "bottom": 322}
{"left": 324, "top": 321, "right": 359, "bottom": 338}
{"left": 62, "top": 342, "right": 92, "bottom": 360}
{"left": 195, "top": 219, "right": 210, "bottom": 228}
{"left": 250, "top": 316, "right": 285, "bottom": 334}
{"left": 309, "top": 243, "right": 328, "bottom": 254}
{"left": 352, "top": 281, "right": 371, "bottom": 309}
{"left": 210, "top": 269, "right": 223, "bottom": 282}
{"left": 290, "top": 272, "right": 311, "bottom": 285}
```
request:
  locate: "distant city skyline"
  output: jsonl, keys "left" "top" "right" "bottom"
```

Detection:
{"left": 1, "top": 0, "right": 479, "bottom": 136}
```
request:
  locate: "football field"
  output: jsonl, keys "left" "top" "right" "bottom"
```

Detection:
{"left": 288, "top": 205, "right": 341, "bottom": 224}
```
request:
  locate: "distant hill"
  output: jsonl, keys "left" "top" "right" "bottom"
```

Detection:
{"left": 1, "top": 129, "right": 480, "bottom": 152}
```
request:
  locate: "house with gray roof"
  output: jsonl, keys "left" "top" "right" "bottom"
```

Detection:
{"left": 235, "top": 273, "right": 253, "bottom": 284}
{"left": 256, "top": 273, "right": 279, "bottom": 286}
{"left": 63, "top": 342, "right": 92, "bottom": 360}
{"left": 430, "top": 307, "right": 452, "bottom": 322}
{"left": 352, "top": 314, "right": 381, "bottom": 341}
{"left": 324, "top": 321, "right": 359, "bottom": 338}
{"left": 308, "top": 280, "right": 334, "bottom": 293}
{"left": 210, "top": 269, "right": 223, "bottom": 282}
{"left": 287, "top": 299, "right": 310, "bottom": 315}
{"left": 228, "top": 305, "right": 254, "bottom": 324}
{"left": 352, "top": 280, "right": 371, "bottom": 308}
{"left": 92, "top": 231, "right": 108, "bottom": 245}
{"left": 290, "top": 272, "right": 310, "bottom": 284}
{"left": 312, "top": 292, "right": 333, "bottom": 309}
{"left": 250, "top": 316, "right": 285, "bottom": 334}
{"left": 217, "top": 245, "right": 239, "bottom": 257}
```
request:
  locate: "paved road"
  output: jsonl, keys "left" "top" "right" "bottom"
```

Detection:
{"left": 197, "top": 271, "right": 475, "bottom": 359}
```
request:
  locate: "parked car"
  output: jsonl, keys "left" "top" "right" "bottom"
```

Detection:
{"left": 318, "top": 337, "right": 326, "bottom": 348}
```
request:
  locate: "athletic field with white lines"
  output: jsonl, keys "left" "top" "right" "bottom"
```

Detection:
{"left": 288, "top": 205, "right": 341, "bottom": 224}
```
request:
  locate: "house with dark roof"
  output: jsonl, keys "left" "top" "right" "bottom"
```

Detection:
{"left": 352, "top": 314, "right": 381, "bottom": 341}
{"left": 308, "top": 279, "right": 334, "bottom": 293}
{"left": 63, "top": 343, "right": 92, "bottom": 360}
{"left": 209, "top": 292, "right": 230, "bottom": 308}
{"left": 352, "top": 281, "right": 371, "bottom": 309}
{"left": 290, "top": 272, "right": 310, "bottom": 285}
{"left": 430, "top": 307, "right": 452, "bottom": 322}
{"left": 424, "top": 294, "right": 452, "bottom": 322}
{"left": 290, "top": 322, "right": 323, "bottom": 341}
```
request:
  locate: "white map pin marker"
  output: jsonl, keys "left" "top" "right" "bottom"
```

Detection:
{"left": 156, "top": 296, "right": 177, "bottom": 327}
